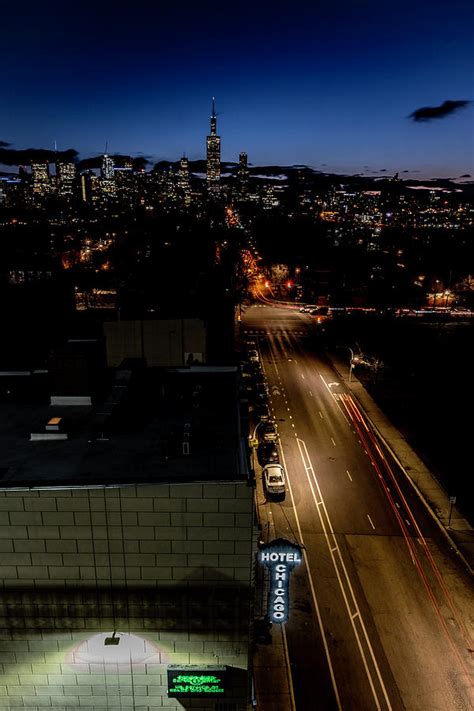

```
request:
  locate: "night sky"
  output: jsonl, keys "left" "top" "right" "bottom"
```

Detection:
{"left": 1, "top": 0, "right": 473, "bottom": 178}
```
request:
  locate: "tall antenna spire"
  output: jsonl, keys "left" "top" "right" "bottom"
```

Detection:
{"left": 104, "top": 141, "right": 108, "bottom": 155}
{"left": 210, "top": 98, "right": 217, "bottom": 136}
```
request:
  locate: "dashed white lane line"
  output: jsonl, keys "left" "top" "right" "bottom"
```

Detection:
{"left": 346, "top": 470, "right": 353, "bottom": 482}
{"left": 301, "top": 373, "right": 305, "bottom": 379}
{"left": 319, "top": 411, "right": 324, "bottom": 419}
{"left": 309, "top": 390, "right": 313, "bottom": 397}
{"left": 331, "top": 437, "right": 337, "bottom": 447}
{"left": 367, "top": 514, "right": 376, "bottom": 530}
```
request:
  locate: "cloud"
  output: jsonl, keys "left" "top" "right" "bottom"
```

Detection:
{"left": 77, "top": 154, "right": 152, "bottom": 171}
{"left": 0, "top": 141, "right": 11, "bottom": 147}
{"left": 409, "top": 100, "right": 471, "bottom": 122}
{"left": 0, "top": 147, "right": 78, "bottom": 166}
{"left": 459, "top": 174, "right": 471, "bottom": 178}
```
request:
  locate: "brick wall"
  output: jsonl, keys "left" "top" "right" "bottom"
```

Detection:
{"left": 0, "top": 482, "right": 255, "bottom": 710}
{"left": 0, "top": 483, "right": 254, "bottom": 588}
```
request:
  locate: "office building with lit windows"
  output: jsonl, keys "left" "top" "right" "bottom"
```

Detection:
{"left": 237, "top": 152, "right": 249, "bottom": 199}
{"left": 177, "top": 156, "right": 191, "bottom": 206}
{"left": 31, "top": 162, "right": 51, "bottom": 196}
{"left": 206, "top": 98, "right": 221, "bottom": 195}
{"left": 101, "top": 153, "right": 115, "bottom": 181}
{"left": 56, "top": 161, "right": 77, "bottom": 196}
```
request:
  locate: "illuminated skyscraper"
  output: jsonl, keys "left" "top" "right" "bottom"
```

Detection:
{"left": 56, "top": 161, "right": 76, "bottom": 196}
{"left": 237, "top": 152, "right": 249, "bottom": 198}
{"left": 101, "top": 153, "right": 115, "bottom": 180}
{"left": 206, "top": 98, "right": 221, "bottom": 195}
{"left": 31, "top": 162, "right": 51, "bottom": 195}
{"left": 177, "top": 155, "right": 191, "bottom": 206}
{"left": 101, "top": 152, "right": 116, "bottom": 197}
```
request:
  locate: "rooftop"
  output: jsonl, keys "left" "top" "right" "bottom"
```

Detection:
{"left": 0, "top": 365, "right": 248, "bottom": 489}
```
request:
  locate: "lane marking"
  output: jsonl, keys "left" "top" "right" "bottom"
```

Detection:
{"left": 276, "top": 436, "right": 343, "bottom": 709}
{"left": 319, "top": 411, "right": 324, "bottom": 419}
{"left": 296, "top": 437, "right": 392, "bottom": 711}
{"left": 309, "top": 390, "right": 313, "bottom": 397}
{"left": 346, "top": 470, "right": 353, "bottom": 482}
{"left": 367, "top": 514, "right": 376, "bottom": 530}
{"left": 282, "top": 624, "right": 297, "bottom": 711}
{"left": 301, "top": 373, "right": 305, "bottom": 379}
{"left": 331, "top": 437, "right": 337, "bottom": 447}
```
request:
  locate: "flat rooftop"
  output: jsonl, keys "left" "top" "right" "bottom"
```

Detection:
{"left": 0, "top": 365, "right": 248, "bottom": 488}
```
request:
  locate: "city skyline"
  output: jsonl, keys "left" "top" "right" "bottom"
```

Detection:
{"left": 1, "top": 0, "right": 473, "bottom": 179}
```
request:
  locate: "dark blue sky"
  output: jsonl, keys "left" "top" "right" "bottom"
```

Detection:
{"left": 1, "top": 0, "right": 473, "bottom": 177}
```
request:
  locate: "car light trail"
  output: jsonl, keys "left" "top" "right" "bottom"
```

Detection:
{"left": 336, "top": 392, "right": 472, "bottom": 673}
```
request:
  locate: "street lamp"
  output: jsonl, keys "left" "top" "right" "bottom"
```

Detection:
{"left": 251, "top": 420, "right": 266, "bottom": 441}
{"left": 348, "top": 348, "right": 355, "bottom": 382}
{"left": 347, "top": 348, "right": 361, "bottom": 382}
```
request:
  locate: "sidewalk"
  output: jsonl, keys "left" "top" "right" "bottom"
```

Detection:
{"left": 252, "top": 444, "right": 297, "bottom": 710}
{"left": 328, "top": 352, "right": 474, "bottom": 574}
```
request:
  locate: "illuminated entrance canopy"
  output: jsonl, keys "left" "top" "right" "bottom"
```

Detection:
{"left": 167, "top": 665, "right": 227, "bottom": 697}
{"left": 258, "top": 538, "right": 303, "bottom": 623}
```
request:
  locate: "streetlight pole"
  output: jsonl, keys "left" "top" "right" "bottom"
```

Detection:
{"left": 348, "top": 348, "right": 354, "bottom": 382}
{"left": 433, "top": 280, "right": 440, "bottom": 309}
{"left": 251, "top": 420, "right": 264, "bottom": 441}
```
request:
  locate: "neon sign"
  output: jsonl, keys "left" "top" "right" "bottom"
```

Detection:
{"left": 167, "top": 665, "right": 227, "bottom": 697}
{"left": 258, "top": 538, "right": 302, "bottom": 623}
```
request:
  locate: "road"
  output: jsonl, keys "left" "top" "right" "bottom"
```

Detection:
{"left": 244, "top": 302, "right": 473, "bottom": 711}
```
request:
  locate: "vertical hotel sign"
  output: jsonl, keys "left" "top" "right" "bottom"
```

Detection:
{"left": 258, "top": 538, "right": 302, "bottom": 623}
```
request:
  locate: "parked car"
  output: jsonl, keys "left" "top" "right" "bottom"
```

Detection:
{"left": 255, "top": 382, "right": 269, "bottom": 401}
{"left": 255, "top": 403, "right": 271, "bottom": 421}
{"left": 259, "top": 421, "right": 278, "bottom": 442}
{"left": 258, "top": 442, "right": 280, "bottom": 466}
{"left": 248, "top": 349, "right": 260, "bottom": 363}
{"left": 251, "top": 371, "right": 265, "bottom": 385}
{"left": 262, "top": 463, "right": 286, "bottom": 499}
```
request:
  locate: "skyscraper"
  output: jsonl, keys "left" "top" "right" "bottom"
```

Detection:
{"left": 31, "top": 162, "right": 51, "bottom": 196}
{"left": 101, "top": 152, "right": 115, "bottom": 180}
{"left": 101, "top": 152, "right": 116, "bottom": 197}
{"left": 206, "top": 98, "right": 221, "bottom": 195}
{"left": 237, "top": 152, "right": 249, "bottom": 198}
{"left": 56, "top": 161, "right": 77, "bottom": 197}
{"left": 177, "top": 155, "right": 191, "bottom": 206}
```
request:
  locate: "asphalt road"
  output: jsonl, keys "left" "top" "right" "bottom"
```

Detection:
{"left": 244, "top": 302, "right": 473, "bottom": 711}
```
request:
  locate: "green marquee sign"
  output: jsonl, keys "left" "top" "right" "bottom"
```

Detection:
{"left": 167, "top": 665, "right": 227, "bottom": 697}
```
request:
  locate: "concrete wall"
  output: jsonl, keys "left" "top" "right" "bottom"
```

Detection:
{"left": 0, "top": 483, "right": 255, "bottom": 710}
